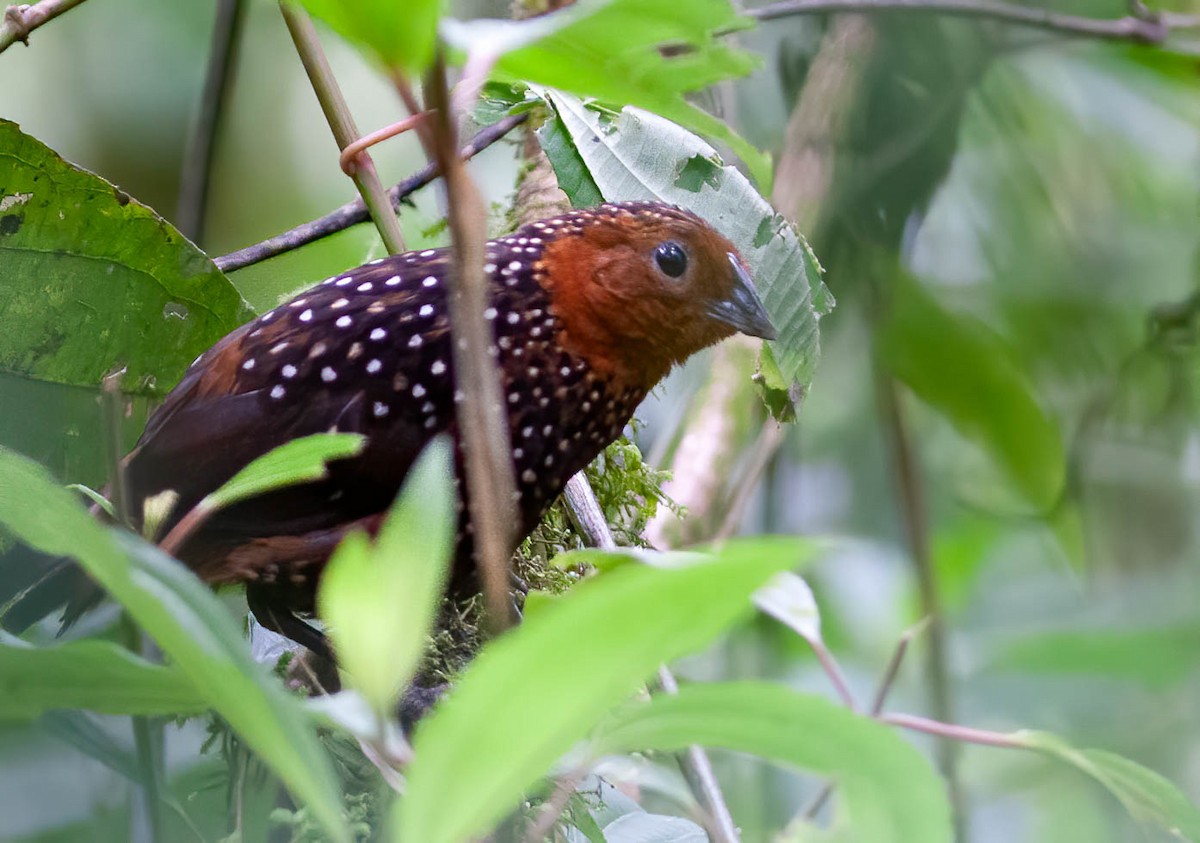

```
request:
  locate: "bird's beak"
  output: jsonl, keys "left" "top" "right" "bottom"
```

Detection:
{"left": 707, "top": 254, "right": 777, "bottom": 341}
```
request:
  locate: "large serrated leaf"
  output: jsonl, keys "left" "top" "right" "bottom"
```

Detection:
{"left": 0, "top": 121, "right": 254, "bottom": 396}
{"left": 541, "top": 92, "right": 831, "bottom": 391}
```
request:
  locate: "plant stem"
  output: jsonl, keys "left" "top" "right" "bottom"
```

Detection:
{"left": 562, "top": 474, "right": 741, "bottom": 843}
{"left": 278, "top": 3, "right": 406, "bottom": 255}
{"left": 0, "top": 0, "right": 89, "bottom": 53}
{"left": 418, "top": 56, "right": 518, "bottom": 633}
{"left": 881, "top": 712, "right": 1024, "bottom": 749}
{"left": 747, "top": 0, "right": 1200, "bottom": 43}
{"left": 873, "top": 363, "right": 966, "bottom": 838}
{"left": 214, "top": 113, "right": 526, "bottom": 273}
{"left": 176, "top": 0, "right": 245, "bottom": 244}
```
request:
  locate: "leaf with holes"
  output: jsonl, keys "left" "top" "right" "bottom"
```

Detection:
{"left": 0, "top": 121, "right": 254, "bottom": 396}
{"left": 443, "top": 0, "right": 769, "bottom": 185}
{"left": 539, "top": 92, "right": 831, "bottom": 394}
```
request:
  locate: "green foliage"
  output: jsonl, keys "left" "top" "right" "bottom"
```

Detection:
{"left": 0, "top": 447, "right": 351, "bottom": 843}
{"left": 881, "top": 271, "right": 1065, "bottom": 512}
{"left": 397, "top": 537, "right": 814, "bottom": 843}
{"left": 443, "top": 0, "right": 768, "bottom": 185}
{"left": 297, "top": 0, "right": 442, "bottom": 74}
{"left": 1019, "top": 731, "right": 1200, "bottom": 841}
{"left": 202, "top": 432, "right": 366, "bottom": 512}
{"left": 0, "top": 635, "right": 205, "bottom": 718}
{"left": 0, "top": 121, "right": 254, "bottom": 396}
{"left": 594, "top": 682, "right": 953, "bottom": 843}
{"left": 317, "top": 438, "right": 454, "bottom": 714}
{"left": 539, "top": 91, "right": 831, "bottom": 396}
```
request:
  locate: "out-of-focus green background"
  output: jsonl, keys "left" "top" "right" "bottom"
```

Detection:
{"left": 2, "top": 1, "right": 1199, "bottom": 840}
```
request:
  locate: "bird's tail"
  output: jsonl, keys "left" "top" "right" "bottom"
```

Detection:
{"left": 0, "top": 540, "right": 105, "bottom": 635}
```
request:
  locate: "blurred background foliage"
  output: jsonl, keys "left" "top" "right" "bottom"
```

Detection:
{"left": 2, "top": 0, "right": 1200, "bottom": 840}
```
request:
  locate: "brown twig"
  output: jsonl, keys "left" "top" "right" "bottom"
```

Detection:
{"left": 748, "top": 0, "right": 1200, "bottom": 44}
{"left": 0, "top": 0, "right": 87, "bottom": 53}
{"left": 213, "top": 113, "right": 527, "bottom": 273}
{"left": 278, "top": 3, "right": 406, "bottom": 255}
{"left": 417, "top": 55, "right": 518, "bottom": 633}
{"left": 176, "top": 0, "right": 245, "bottom": 244}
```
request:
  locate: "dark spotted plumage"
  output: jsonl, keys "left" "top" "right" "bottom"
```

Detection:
{"left": 113, "top": 202, "right": 777, "bottom": 652}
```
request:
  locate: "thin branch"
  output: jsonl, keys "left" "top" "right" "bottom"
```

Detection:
{"left": 881, "top": 712, "right": 1025, "bottom": 749}
{"left": 0, "top": 0, "right": 88, "bottom": 53}
{"left": 872, "top": 361, "right": 966, "bottom": 836}
{"left": 278, "top": 3, "right": 406, "bottom": 255}
{"left": 868, "top": 616, "right": 930, "bottom": 716}
{"left": 712, "top": 420, "right": 786, "bottom": 543}
{"left": 562, "top": 474, "right": 741, "bottom": 843}
{"left": 418, "top": 55, "right": 519, "bottom": 633}
{"left": 213, "top": 112, "right": 527, "bottom": 273}
{"left": 748, "top": 0, "right": 1200, "bottom": 44}
{"left": 176, "top": 0, "right": 245, "bottom": 245}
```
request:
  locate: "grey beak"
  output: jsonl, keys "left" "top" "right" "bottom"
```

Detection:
{"left": 707, "top": 254, "right": 777, "bottom": 341}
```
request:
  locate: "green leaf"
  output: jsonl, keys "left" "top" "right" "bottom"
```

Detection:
{"left": 297, "top": 0, "right": 441, "bottom": 74}
{"left": 1019, "top": 731, "right": 1200, "bottom": 840}
{"left": 0, "top": 121, "right": 254, "bottom": 396}
{"left": 444, "top": 0, "right": 769, "bottom": 185}
{"left": 540, "top": 91, "right": 831, "bottom": 393}
{"left": 537, "top": 115, "right": 604, "bottom": 209}
{"left": 202, "top": 432, "right": 366, "bottom": 512}
{"left": 991, "top": 624, "right": 1200, "bottom": 690}
{"left": 0, "top": 447, "right": 350, "bottom": 843}
{"left": 397, "top": 537, "right": 813, "bottom": 843}
{"left": 593, "top": 682, "right": 953, "bottom": 843}
{"left": 37, "top": 709, "right": 145, "bottom": 784}
{"left": 880, "top": 274, "right": 1065, "bottom": 511}
{"left": 0, "top": 636, "right": 204, "bottom": 719}
{"left": 318, "top": 438, "right": 454, "bottom": 714}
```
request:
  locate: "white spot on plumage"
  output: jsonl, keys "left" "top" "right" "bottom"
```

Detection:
{"left": 506, "top": 312, "right": 520, "bottom": 325}
{"left": 419, "top": 304, "right": 434, "bottom": 317}
{"left": 270, "top": 385, "right": 286, "bottom": 399}
{"left": 347, "top": 342, "right": 363, "bottom": 360}
{"left": 385, "top": 275, "right": 401, "bottom": 286}
{"left": 370, "top": 327, "right": 386, "bottom": 341}
{"left": 336, "top": 315, "right": 353, "bottom": 328}
{"left": 484, "top": 307, "right": 497, "bottom": 320}
{"left": 331, "top": 298, "right": 349, "bottom": 309}
{"left": 309, "top": 342, "right": 327, "bottom": 358}
{"left": 431, "top": 360, "right": 446, "bottom": 375}
{"left": 321, "top": 367, "right": 337, "bottom": 383}
{"left": 422, "top": 275, "right": 437, "bottom": 287}
{"left": 270, "top": 342, "right": 290, "bottom": 355}
{"left": 357, "top": 282, "right": 373, "bottom": 292}
{"left": 299, "top": 309, "right": 313, "bottom": 322}
{"left": 409, "top": 335, "right": 423, "bottom": 348}
{"left": 521, "top": 469, "right": 536, "bottom": 483}
{"left": 242, "top": 358, "right": 255, "bottom": 370}
{"left": 412, "top": 383, "right": 426, "bottom": 398}
{"left": 373, "top": 401, "right": 389, "bottom": 418}
{"left": 282, "top": 364, "right": 298, "bottom": 379}
{"left": 420, "top": 249, "right": 436, "bottom": 257}
{"left": 335, "top": 276, "right": 353, "bottom": 286}
{"left": 366, "top": 359, "right": 382, "bottom": 374}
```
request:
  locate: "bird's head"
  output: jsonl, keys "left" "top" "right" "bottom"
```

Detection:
{"left": 532, "top": 202, "right": 776, "bottom": 390}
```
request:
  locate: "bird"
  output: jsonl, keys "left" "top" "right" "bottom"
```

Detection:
{"left": 14, "top": 201, "right": 776, "bottom": 655}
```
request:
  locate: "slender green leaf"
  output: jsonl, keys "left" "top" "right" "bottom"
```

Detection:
{"left": 443, "top": 0, "right": 769, "bottom": 185}
{"left": 541, "top": 91, "right": 831, "bottom": 393}
{"left": 318, "top": 438, "right": 454, "bottom": 713}
{"left": 537, "top": 115, "right": 604, "bottom": 209}
{"left": 880, "top": 274, "right": 1065, "bottom": 511}
{"left": 0, "top": 121, "right": 254, "bottom": 396}
{"left": 0, "top": 447, "right": 350, "bottom": 843}
{"left": 0, "top": 637, "right": 205, "bottom": 718}
{"left": 397, "top": 537, "right": 814, "bottom": 843}
{"left": 298, "top": 0, "right": 442, "bottom": 74}
{"left": 593, "top": 682, "right": 953, "bottom": 843}
{"left": 202, "top": 432, "right": 366, "bottom": 512}
{"left": 1019, "top": 731, "right": 1200, "bottom": 840}
{"left": 38, "top": 710, "right": 145, "bottom": 784}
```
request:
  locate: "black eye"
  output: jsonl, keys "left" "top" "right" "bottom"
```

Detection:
{"left": 654, "top": 241, "right": 688, "bottom": 278}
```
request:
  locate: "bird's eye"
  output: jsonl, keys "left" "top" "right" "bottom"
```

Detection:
{"left": 654, "top": 241, "right": 688, "bottom": 279}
